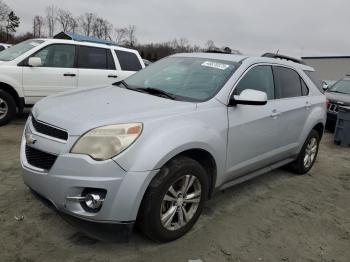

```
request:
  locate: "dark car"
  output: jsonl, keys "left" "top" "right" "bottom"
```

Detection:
{"left": 325, "top": 77, "right": 350, "bottom": 131}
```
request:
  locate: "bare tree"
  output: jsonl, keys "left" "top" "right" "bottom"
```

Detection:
{"left": 79, "top": 12, "right": 96, "bottom": 36}
{"left": 114, "top": 27, "right": 127, "bottom": 44}
{"left": 69, "top": 16, "right": 78, "bottom": 33}
{"left": 56, "top": 8, "right": 73, "bottom": 32}
{"left": 45, "top": 5, "right": 57, "bottom": 37}
{"left": 0, "top": 0, "right": 10, "bottom": 34}
{"left": 124, "top": 25, "right": 137, "bottom": 47}
{"left": 92, "top": 17, "right": 112, "bottom": 40}
{"left": 33, "top": 15, "right": 44, "bottom": 37}
{"left": 205, "top": 40, "right": 215, "bottom": 50}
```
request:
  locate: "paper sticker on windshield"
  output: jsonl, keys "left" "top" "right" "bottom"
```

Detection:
{"left": 201, "top": 61, "right": 230, "bottom": 70}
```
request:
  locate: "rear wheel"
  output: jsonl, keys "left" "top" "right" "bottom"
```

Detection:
{"left": 290, "top": 130, "right": 320, "bottom": 174}
{"left": 0, "top": 90, "right": 16, "bottom": 126}
{"left": 137, "top": 156, "right": 209, "bottom": 242}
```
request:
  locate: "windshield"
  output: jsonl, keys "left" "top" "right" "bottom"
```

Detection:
{"left": 124, "top": 57, "right": 240, "bottom": 102}
{"left": 0, "top": 40, "right": 44, "bottom": 61}
{"left": 328, "top": 79, "right": 350, "bottom": 95}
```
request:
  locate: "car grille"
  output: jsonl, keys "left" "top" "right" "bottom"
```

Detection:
{"left": 31, "top": 117, "right": 68, "bottom": 141}
{"left": 25, "top": 146, "right": 58, "bottom": 171}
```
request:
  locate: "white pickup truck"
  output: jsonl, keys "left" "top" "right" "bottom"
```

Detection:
{"left": 0, "top": 34, "right": 145, "bottom": 125}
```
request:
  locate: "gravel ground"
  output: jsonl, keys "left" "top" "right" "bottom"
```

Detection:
{"left": 0, "top": 115, "right": 349, "bottom": 262}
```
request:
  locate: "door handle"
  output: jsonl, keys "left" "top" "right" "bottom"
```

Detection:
{"left": 305, "top": 101, "right": 311, "bottom": 110}
{"left": 108, "top": 74, "right": 118, "bottom": 78}
{"left": 270, "top": 109, "right": 281, "bottom": 118}
{"left": 63, "top": 73, "right": 76, "bottom": 77}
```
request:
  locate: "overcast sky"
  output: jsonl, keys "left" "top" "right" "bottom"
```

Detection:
{"left": 7, "top": 0, "right": 350, "bottom": 57}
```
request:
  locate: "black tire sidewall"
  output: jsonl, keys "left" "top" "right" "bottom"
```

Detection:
{"left": 0, "top": 90, "right": 16, "bottom": 126}
{"left": 138, "top": 157, "right": 209, "bottom": 242}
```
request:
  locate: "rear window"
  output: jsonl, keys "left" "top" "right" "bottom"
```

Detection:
{"left": 114, "top": 50, "right": 142, "bottom": 71}
{"left": 304, "top": 70, "right": 323, "bottom": 93}
{"left": 78, "top": 46, "right": 111, "bottom": 70}
{"left": 274, "top": 66, "right": 302, "bottom": 98}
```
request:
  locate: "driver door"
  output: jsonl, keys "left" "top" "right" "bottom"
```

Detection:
{"left": 22, "top": 44, "right": 78, "bottom": 103}
{"left": 225, "top": 65, "right": 283, "bottom": 182}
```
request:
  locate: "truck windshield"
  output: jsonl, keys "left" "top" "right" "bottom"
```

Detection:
{"left": 124, "top": 57, "right": 239, "bottom": 102}
{"left": 0, "top": 40, "right": 44, "bottom": 61}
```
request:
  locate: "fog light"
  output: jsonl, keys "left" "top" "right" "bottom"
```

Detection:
{"left": 85, "top": 193, "right": 104, "bottom": 210}
{"left": 66, "top": 188, "right": 106, "bottom": 213}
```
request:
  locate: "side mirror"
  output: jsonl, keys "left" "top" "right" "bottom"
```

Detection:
{"left": 230, "top": 89, "right": 268, "bottom": 106}
{"left": 322, "top": 81, "right": 328, "bottom": 91}
{"left": 28, "top": 57, "right": 42, "bottom": 67}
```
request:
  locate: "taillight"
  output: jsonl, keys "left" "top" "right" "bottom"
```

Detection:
{"left": 326, "top": 99, "right": 330, "bottom": 108}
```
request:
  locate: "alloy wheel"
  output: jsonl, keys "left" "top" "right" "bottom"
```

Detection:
{"left": 160, "top": 174, "right": 202, "bottom": 231}
{"left": 304, "top": 137, "right": 318, "bottom": 169}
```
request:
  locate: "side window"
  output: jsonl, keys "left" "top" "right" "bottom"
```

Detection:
{"left": 106, "top": 50, "right": 116, "bottom": 70}
{"left": 32, "top": 44, "right": 75, "bottom": 68}
{"left": 301, "top": 79, "right": 309, "bottom": 96}
{"left": 0, "top": 45, "right": 4, "bottom": 51}
{"left": 234, "top": 65, "right": 275, "bottom": 100}
{"left": 274, "top": 66, "right": 302, "bottom": 98}
{"left": 78, "top": 46, "right": 108, "bottom": 70}
{"left": 114, "top": 50, "right": 142, "bottom": 71}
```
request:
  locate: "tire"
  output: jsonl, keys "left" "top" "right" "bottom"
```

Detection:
{"left": 290, "top": 130, "right": 320, "bottom": 174}
{"left": 0, "top": 90, "right": 16, "bottom": 126}
{"left": 137, "top": 156, "right": 209, "bottom": 242}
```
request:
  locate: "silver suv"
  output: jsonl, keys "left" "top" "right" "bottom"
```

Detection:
{"left": 20, "top": 52, "right": 326, "bottom": 242}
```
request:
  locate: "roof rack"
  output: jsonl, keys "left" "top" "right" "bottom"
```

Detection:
{"left": 261, "top": 52, "right": 306, "bottom": 65}
{"left": 54, "top": 32, "right": 117, "bottom": 46}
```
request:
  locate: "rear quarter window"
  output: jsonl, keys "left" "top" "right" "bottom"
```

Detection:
{"left": 304, "top": 70, "right": 323, "bottom": 93}
{"left": 114, "top": 50, "right": 142, "bottom": 71}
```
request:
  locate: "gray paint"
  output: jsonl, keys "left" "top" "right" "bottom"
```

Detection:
{"left": 21, "top": 53, "right": 326, "bottom": 224}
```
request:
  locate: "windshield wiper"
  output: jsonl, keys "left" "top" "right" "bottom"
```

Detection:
{"left": 136, "top": 87, "right": 177, "bottom": 100}
{"left": 328, "top": 90, "right": 348, "bottom": 94}
{"left": 113, "top": 80, "right": 135, "bottom": 90}
{"left": 114, "top": 82, "right": 177, "bottom": 100}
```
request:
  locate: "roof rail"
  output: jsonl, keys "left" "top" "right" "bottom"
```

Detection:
{"left": 262, "top": 52, "right": 306, "bottom": 65}
{"left": 54, "top": 32, "right": 117, "bottom": 46}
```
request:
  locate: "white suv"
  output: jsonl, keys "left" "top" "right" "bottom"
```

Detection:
{"left": 0, "top": 36, "right": 144, "bottom": 125}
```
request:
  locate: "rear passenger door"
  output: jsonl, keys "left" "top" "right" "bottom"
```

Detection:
{"left": 113, "top": 49, "right": 143, "bottom": 80}
{"left": 77, "top": 46, "right": 117, "bottom": 88}
{"left": 271, "top": 66, "right": 310, "bottom": 153}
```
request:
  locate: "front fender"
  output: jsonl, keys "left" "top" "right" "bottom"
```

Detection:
{"left": 0, "top": 67, "right": 23, "bottom": 97}
{"left": 114, "top": 115, "right": 227, "bottom": 179}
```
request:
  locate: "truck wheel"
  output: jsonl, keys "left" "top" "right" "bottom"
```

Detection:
{"left": 0, "top": 90, "right": 16, "bottom": 126}
{"left": 137, "top": 156, "right": 209, "bottom": 242}
{"left": 290, "top": 130, "right": 320, "bottom": 174}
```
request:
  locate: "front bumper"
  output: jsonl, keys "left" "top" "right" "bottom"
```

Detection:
{"left": 20, "top": 118, "right": 159, "bottom": 225}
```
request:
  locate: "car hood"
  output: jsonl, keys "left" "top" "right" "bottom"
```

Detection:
{"left": 325, "top": 92, "right": 350, "bottom": 105}
{"left": 32, "top": 86, "right": 197, "bottom": 135}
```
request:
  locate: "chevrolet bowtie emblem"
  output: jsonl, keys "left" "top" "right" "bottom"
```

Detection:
{"left": 25, "top": 132, "right": 37, "bottom": 145}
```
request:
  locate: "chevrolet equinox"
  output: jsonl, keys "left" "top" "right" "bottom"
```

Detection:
{"left": 21, "top": 52, "right": 327, "bottom": 242}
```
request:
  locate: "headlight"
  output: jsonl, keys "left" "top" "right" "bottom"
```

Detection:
{"left": 71, "top": 123, "right": 142, "bottom": 161}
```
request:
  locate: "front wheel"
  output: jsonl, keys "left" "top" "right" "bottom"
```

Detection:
{"left": 0, "top": 90, "right": 16, "bottom": 126}
{"left": 290, "top": 130, "right": 320, "bottom": 174}
{"left": 137, "top": 156, "right": 209, "bottom": 242}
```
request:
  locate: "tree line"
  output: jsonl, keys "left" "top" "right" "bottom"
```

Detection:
{"left": 1, "top": 2, "right": 241, "bottom": 61}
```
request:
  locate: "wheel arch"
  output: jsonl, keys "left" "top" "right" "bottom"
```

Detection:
{"left": 312, "top": 122, "right": 324, "bottom": 140}
{"left": 169, "top": 148, "right": 217, "bottom": 198}
{"left": 0, "top": 82, "right": 23, "bottom": 112}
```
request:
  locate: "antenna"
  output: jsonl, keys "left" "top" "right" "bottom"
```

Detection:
{"left": 276, "top": 49, "right": 280, "bottom": 55}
